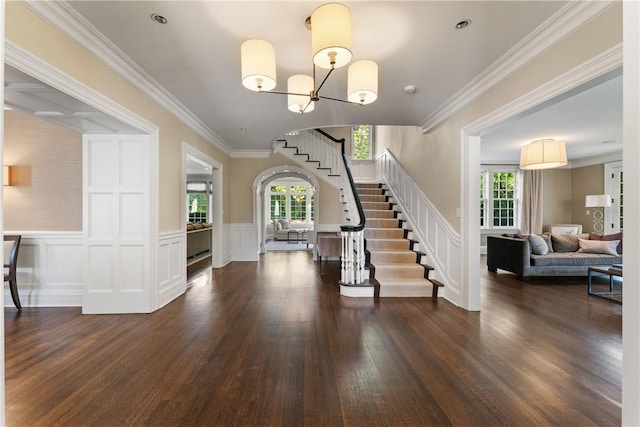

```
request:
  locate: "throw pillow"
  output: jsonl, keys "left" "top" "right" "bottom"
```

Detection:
{"left": 550, "top": 233, "right": 589, "bottom": 253}
{"left": 589, "top": 232, "right": 623, "bottom": 254}
{"left": 528, "top": 234, "right": 549, "bottom": 255}
{"left": 578, "top": 238, "right": 620, "bottom": 256}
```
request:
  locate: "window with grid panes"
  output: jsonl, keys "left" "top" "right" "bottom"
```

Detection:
{"left": 480, "top": 168, "right": 519, "bottom": 229}
{"left": 270, "top": 186, "right": 286, "bottom": 220}
{"left": 187, "top": 181, "right": 209, "bottom": 222}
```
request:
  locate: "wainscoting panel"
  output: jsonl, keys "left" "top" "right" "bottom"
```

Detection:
{"left": 5, "top": 232, "right": 83, "bottom": 307}
{"left": 156, "top": 231, "right": 186, "bottom": 309}
{"left": 226, "top": 224, "right": 258, "bottom": 262}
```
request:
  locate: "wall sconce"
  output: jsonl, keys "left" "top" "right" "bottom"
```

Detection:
{"left": 3, "top": 165, "right": 11, "bottom": 186}
{"left": 585, "top": 194, "right": 612, "bottom": 233}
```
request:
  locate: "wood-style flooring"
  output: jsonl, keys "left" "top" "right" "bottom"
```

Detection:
{"left": 5, "top": 253, "right": 621, "bottom": 426}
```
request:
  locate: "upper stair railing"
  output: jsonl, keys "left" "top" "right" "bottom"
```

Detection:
{"left": 313, "top": 129, "right": 366, "bottom": 286}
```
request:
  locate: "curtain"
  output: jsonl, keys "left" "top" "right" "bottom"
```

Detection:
{"left": 520, "top": 170, "right": 543, "bottom": 234}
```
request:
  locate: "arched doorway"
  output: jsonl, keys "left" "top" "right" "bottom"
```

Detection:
{"left": 252, "top": 165, "right": 320, "bottom": 255}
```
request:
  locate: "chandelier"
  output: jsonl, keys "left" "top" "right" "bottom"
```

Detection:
{"left": 241, "top": 3, "right": 378, "bottom": 114}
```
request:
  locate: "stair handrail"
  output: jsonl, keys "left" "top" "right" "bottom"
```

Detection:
{"left": 313, "top": 129, "right": 365, "bottom": 233}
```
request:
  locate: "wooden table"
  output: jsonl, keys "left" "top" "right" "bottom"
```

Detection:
{"left": 587, "top": 266, "right": 622, "bottom": 303}
{"left": 316, "top": 232, "right": 341, "bottom": 274}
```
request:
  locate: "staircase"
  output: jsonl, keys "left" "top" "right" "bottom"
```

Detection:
{"left": 275, "top": 129, "right": 444, "bottom": 299}
{"left": 358, "top": 183, "right": 444, "bottom": 298}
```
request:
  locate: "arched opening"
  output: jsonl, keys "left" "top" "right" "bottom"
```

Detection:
{"left": 252, "top": 166, "right": 320, "bottom": 256}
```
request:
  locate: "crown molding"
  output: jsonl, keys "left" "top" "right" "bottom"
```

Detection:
{"left": 229, "top": 150, "right": 272, "bottom": 159}
{"left": 19, "top": 0, "right": 233, "bottom": 156}
{"left": 5, "top": 40, "right": 158, "bottom": 135}
{"left": 421, "top": 0, "right": 618, "bottom": 133}
{"left": 462, "top": 43, "right": 622, "bottom": 135}
{"left": 568, "top": 151, "right": 622, "bottom": 169}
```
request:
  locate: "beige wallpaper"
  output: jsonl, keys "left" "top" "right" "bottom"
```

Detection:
{"left": 6, "top": 2, "right": 231, "bottom": 232}
{"left": 4, "top": 110, "right": 82, "bottom": 231}
{"left": 229, "top": 153, "right": 342, "bottom": 224}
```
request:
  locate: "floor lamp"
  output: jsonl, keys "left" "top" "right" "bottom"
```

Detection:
{"left": 585, "top": 194, "right": 612, "bottom": 233}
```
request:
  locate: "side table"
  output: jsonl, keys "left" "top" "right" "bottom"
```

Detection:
{"left": 587, "top": 265, "right": 622, "bottom": 303}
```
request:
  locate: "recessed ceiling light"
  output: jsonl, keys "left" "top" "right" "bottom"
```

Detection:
{"left": 241, "top": 127, "right": 247, "bottom": 131}
{"left": 403, "top": 85, "right": 416, "bottom": 94}
{"left": 151, "top": 13, "right": 168, "bottom": 25}
{"left": 455, "top": 19, "right": 471, "bottom": 30}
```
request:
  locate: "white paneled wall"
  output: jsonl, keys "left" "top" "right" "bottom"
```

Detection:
{"left": 226, "top": 223, "right": 258, "bottom": 262}
{"left": 5, "top": 232, "right": 83, "bottom": 307}
{"left": 157, "top": 231, "right": 186, "bottom": 309}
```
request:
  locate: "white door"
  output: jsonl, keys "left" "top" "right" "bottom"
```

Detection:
{"left": 83, "top": 134, "right": 151, "bottom": 313}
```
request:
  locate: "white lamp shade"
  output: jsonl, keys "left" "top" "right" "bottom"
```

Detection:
{"left": 348, "top": 60, "right": 378, "bottom": 105}
{"left": 585, "top": 194, "right": 612, "bottom": 207}
{"left": 241, "top": 39, "right": 277, "bottom": 92}
{"left": 311, "top": 3, "right": 353, "bottom": 69}
{"left": 519, "top": 139, "right": 567, "bottom": 170}
{"left": 287, "top": 75, "right": 315, "bottom": 113}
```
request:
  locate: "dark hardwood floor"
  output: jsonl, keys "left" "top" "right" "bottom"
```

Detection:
{"left": 5, "top": 253, "right": 621, "bottom": 426}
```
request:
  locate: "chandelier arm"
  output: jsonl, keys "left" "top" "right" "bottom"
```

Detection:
{"left": 318, "top": 95, "right": 363, "bottom": 106}
{"left": 314, "top": 66, "right": 335, "bottom": 94}
{"left": 259, "top": 90, "right": 309, "bottom": 97}
{"left": 300, "top": 99, "right": 313, "bottom": 115}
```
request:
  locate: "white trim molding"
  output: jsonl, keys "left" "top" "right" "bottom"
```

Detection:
{"left": 5, "top": 232, "right": 83, "bottom": 307}
{"left": 421, "top": 1, "right": 618, "bottom": 133}
{"left": 19, "top": 0, "right": 233, "bottom": 156}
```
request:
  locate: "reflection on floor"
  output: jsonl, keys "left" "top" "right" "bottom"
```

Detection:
{"left": 265, "top": 239, "right": 313, "bottom": 252}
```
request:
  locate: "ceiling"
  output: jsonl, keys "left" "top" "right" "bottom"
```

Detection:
{"left": 4, "top": 65, "right": 141, "bottom": 134}
{"left": 480, "top": 69, "right": 623, "bottom": 164}
{"left": 4, "top": 1, "right": 622, "bottom": 164}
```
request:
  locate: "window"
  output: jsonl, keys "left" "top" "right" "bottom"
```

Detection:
{"left": 270, "top": 186, "right": 286, "bottom": 220}
{"left": 187, "top": 181, "right": 209, "bottom": 222}
{"left": 267, "top": 181, "right": 314, "bottom": 223}
{"left": 290, "top": 185, "right": 308, "bottom": 221}
{"left": 480, "top": 168, "right": 520, "bottom": 229}
{"left": 352, "top": 125, "right": 373, "bottom": 159}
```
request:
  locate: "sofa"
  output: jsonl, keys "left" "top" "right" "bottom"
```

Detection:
{"left": 186, "top": 222, "right": 212, "bottom": 261}
{"left": 269, "top": 219, "right": 313, "bottom": 241}
{"left": 487, "top": 231, "right": 622, "bottom": 279}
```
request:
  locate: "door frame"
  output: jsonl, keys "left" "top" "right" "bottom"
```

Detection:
{"left": 5, "top": 42, "right": 161, "bottom": 312}
{"left": 182, "top": 143, "right": 224, "bottom": 268}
